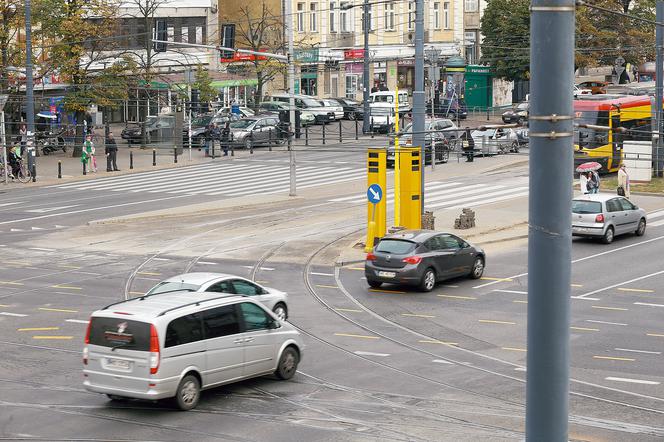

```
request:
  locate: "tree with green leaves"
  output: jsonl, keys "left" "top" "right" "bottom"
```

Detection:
{"left": 192, "top": 64, "right": 217, "bottom": 110}
{"left": 480, "top": 0, "right": 530, "bottom": 81}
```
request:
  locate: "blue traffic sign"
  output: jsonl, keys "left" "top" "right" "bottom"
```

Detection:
{"left": 367, "top": 184, "right": 383, "bottom": 203}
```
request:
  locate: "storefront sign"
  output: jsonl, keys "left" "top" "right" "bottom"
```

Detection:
{"left": 398, "top": 59, "right": 415, "bottom": 67}
{"left": 295, "top": 48, "right": 319, "bottom": 63}
{"left": 466, "top": 65, "right": 491, "bottom": 74}
{"left": 220, "top": 50, "right": 268, "bottom": 63}
{"left": 344, "top": 49, "right": 365, "bottom": 60}
{"left": 346, "top": 63, "right": 364, "bottom": 74}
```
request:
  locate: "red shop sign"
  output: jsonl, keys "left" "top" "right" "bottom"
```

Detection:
{"left": 344, "top": 49, "right": 365, "bottom": 60}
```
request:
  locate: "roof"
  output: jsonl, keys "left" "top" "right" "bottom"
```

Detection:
{"left": 161, "top": 272, "right": 235, "bottom": 285}
{"left": 383, "top": 229, "right": 437, "bottom": 242}
{"left": 574, "top": 94, "right": 651, "bottom": 111}
{"left": 97, "top": 291, "right": 245, "bottom": 320}
{"left": 573, "top": 194, "right": 619, "bottom": 202}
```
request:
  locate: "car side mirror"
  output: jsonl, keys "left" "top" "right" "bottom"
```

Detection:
{"left": 269, "top": 320, "right": 281, "bottom": 329}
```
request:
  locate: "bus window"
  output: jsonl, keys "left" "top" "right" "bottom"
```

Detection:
{"left": 574, "top": 110, "right": 609, "bottom": 149}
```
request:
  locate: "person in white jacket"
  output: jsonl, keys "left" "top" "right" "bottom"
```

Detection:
{"left": 579, "top": 172, "right": 589, "bottom": 194}
{"left": 617, "top": 164, "right": 630, "bottom": 199}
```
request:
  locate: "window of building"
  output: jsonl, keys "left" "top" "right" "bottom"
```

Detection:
{"left": 464, "top": 0, "right": 478, "bottom": 12}
{"left": 167, "top": 26, "right": 174, "bottom": 42}
{"left": 433, "top": 3, "right": 440, "bottom": 29}
{"left": 310, "top": 3, "right": 318, "bottom": 32}
{"left": 340, "top": 2, "right": 350, "bottom": 32}
{"left": 196, "top": 26, "right": 203, "bottom": 44}
{"left": 330, "top": 1, "right": 337, "bottom": 32}
{"left": 408, "top": 1, "right": 414, "bottom": 31}
{"left": 384, "top": 2, "right": 395, "bottom": 31}
{"left": 443, "top": 2, "right": 450, "bottom": 29}
{"left": 181, "top": 26, "right": 189, "bottom": 43}
{"left": 361, "top": 5, "right": 373, "bottom": 32}
{"left": 297, "top": 3, "right": 305, "bottom": 32}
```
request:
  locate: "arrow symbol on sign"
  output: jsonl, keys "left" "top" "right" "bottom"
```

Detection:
{"left": 369, "top": 188, "right": 380, "bottom": 200}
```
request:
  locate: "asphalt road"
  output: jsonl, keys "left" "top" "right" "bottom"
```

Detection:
{"left": 1, "top": 148, "right": 663, "bottom": 441}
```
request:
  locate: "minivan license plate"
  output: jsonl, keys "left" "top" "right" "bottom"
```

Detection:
{"left": 378, "top": 271, "right": 396, "bottom": 278}
{"left": 107, "top": 358, "right": 130, "bottom": 370}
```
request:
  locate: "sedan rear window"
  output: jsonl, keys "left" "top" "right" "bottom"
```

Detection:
{"left": 88, "top": 317, "right": 150, "bottom": 351}
{"left": 572, "top": 200, "right": 602, "bottom": 214}
{"left": 375, "top": 239, "right": 416, "bottom": 254}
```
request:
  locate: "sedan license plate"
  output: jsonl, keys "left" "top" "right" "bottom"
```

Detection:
{"left": 378, "top": 271, "right": 396, "bottom": 278}
{"left": 106, "top": 358, "right": 130, "bottom": 370}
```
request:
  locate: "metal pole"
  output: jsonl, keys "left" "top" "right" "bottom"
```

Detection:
{"left": 286, "top": 0, "right": 296, "bottom": 196}
{"left": 24, "top": 0, "right": 35, "bottom": 173}
{"left": 526, "top": 0, "right": 574, "bottom": 438}
{"left": 413, "top": 0, "right": 425, "bottom": 214}
{"left": 656, "top": 2, "right": 663, "bottom": 177}
{"left": 362, "top": 0, "right": 370, "bottom": 134}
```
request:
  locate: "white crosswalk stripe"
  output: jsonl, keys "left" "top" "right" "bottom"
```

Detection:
{"left": 329, "top": 182, "right": 529, "bottom": 210}
{"left": 50, "top": 162, "right": 366, "bottom": 197}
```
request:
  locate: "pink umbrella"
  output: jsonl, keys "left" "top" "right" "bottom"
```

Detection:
{"left": 575, "top": 161, "right": 602, "bottom": 173}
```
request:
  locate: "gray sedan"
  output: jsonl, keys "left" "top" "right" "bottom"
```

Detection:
{"left": 572, "top": 194, "right": 647, "bottom": 244}
{"left": 365, "top": 230, "right": 485, "bottom": 292}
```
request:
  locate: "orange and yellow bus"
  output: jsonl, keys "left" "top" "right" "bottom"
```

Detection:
{"left": 574, "top": 94, "right": 653, "bottom": 173}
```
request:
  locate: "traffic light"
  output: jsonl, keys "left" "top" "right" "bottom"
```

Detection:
{"left": 190, "top": 89, "right": 200, "bottom": 114}
{"left": 154, "top": 20, "right": 167, "bottom": 53}
{"left": 220, "top": 24, "right": 235, "bottom": 59}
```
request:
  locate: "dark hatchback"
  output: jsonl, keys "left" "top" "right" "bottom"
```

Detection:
{"left": 365, "top": 230, "right": 485, "bottom": 291}
{"left": 330, "top": 97, "right": 364, "bottom": 120}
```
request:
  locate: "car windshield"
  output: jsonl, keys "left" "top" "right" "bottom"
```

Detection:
{"left": 375, "top": 239, "right": 417, "bottom": 254}
{"left": 572, "top": 200, "right": 602, "bottom": 214}
{"left": 192, "top": 116, "right": 212, "bottom": 127}
{"left": 372, "top": 95, "right": 394, "bottom": 103}
{"left": 145, "top": 116, "right": 159, "bottom": 127}
{"left": 472, "top": 129, "right": 496, "bottom": 138}
{"left": 230, "top": 119, "right": 256, "bottom": 129}
{"left": 146, "top": 281, "right": 200, "bottom": 295}
{"left": 301, "top": 97, "right": 321, "bottom": 107}
{"left": 516, "top": 103, "right": 529, "bottom": 110}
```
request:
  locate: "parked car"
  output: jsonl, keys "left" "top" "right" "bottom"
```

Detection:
{"left": 573, "top": 85, "right": 593, "bottom": 96}
{"left": 370, "top": 90, "right": 411, "bottom": 115}
{"left": 267, "top": 93, "right": 332, "bottom": 124}
{"left": 572, "top": 194, "right": 646, "bottom": 244}
{"left": 182, "top": 113, "right": 240, "bottom": 149}
{"left": 146, "top": 272, "right": 289, "bottom": 320}
{"left": 501, "top": 101, "right": 529, "bottom": 124}
{"left": 576, "top": 80, "right": 608, "bottom": 94}
{"left": 427, "top": 98, "right": 468, "bottom": 120}
{"left": 470, "top": 127, "right": 522, "bottom": 155}
{"left": 228, "top": 116, "right": 282, "bottom": 149}
{"left": 365, "top": 230, "right": 486, "bottom": 291}
{"left": 387, "top": 118, "right": 458, "bottom": 167}
{"left": 331, "top": 97, "right": 364, "bottom": 120}
{"left": 83, "top": 291, "right": 303, "bottom": 410}
{"left": 121, "top": 115, "right": 175, "bottom": 145}
{"left": 215, "top": 106, "right": 255, "bottom": 118}
{"left": 258, "top": 102, "right": 316, "bottom": 126}
{"left": 318, "top": 99, "right": 345, "bottom": 121}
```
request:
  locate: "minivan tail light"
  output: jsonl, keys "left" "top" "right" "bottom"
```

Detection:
{"left": 402, "top": 256, "right": 422, "bottom": 265}
{"left": 366, "top": 253, "right": 376, "bottom": 261}
{"left": 149, "top": 324, "right": 160, "bottom": 375}
{"left": 595, "top": 214, "right": 605, "bottom": 223}
{"left": 84, "top": 318, "right": 92, "bottom": 344}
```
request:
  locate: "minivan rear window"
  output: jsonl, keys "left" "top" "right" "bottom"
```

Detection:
{"left": 88, "top": 317, "right": 151, "bottom": 351}
{"left": 375, "top": 239, "right": 417, "bottom": 254}
{"left": 572, "top": 200, "right": 602, "bottom": 214}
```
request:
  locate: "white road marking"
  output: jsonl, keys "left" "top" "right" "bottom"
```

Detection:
{"left": 571, "top": 296, "right": 600, "bottom": 301}
{"left": 28, "top": 248, "right": 56, "bottom": 252}
{"left": 605, "top": 377, "right": 660, "bottom": 386}
{"left": 65, "top": 319, "right": 90, "bottom": 324}
{"left": 432, "top": 359, "right": 453, "bottom": 365}
{"left": 586, "top": 320, "right": 627, "bottom": 326}
{"left": 634, "top": 302, "right": 664, "bottom": 308}
{"left": 576, "top": 270, "right": 664, "bottom": 299}
{"left": 647, "top": 209, "right": 664, "bottom": 219}
{"left": 354, "top": 351, "right": 390, "bottom": 357}
{"left": 197, "top": 261, "right": 217, "bottom": 265}
{"left": 614, "top": 348, "right": 661, "bottom": 355}
{"left": 493, "top": 289, "right": 527, "bottom": 295}
{"left": 648, "top": 219, "right": 664, "bottom": 227}
{"left": 25, "top": 205, "right": 79, "bottom": 213}
{"left": 152, "top": 257, "right": 170, "bottom": 261}
{"left": 514, "top": 367, "right": 527, "bottom": 372}
{"left": 473, "top": 234, "right": 664, "bottom": 290}
{"left": 9, "top": 228, "right": 24, "bottom": 232}
{"left": 0, "top": 312, "right": 27, "bottom": 317}
{"left": 0, "top": 202, "right": 24, "bottom": 207}
{"left": 444, "top": 190, "right": 530, "bottom": 210}
{"left": 310, "top": 272, "right": 334, "bottom": 277}
{"left": 30, "top": 227, "right": 44, "bottom": 230}
{"left": 442, "top": 284, "right": 459, "bottom": 288}
{"left": 241, "top": 265, "right": 274, "bottom": 271}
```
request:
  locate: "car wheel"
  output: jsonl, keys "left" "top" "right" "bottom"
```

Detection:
{"left": 349, "top": 112, "right": 356, "bottom": 120}
{"left": 273, "top": 303, "right": 288, "bottom": 321}
{"left": 275, "top": 346, "right": 299, "bottom": 380}
{"left": 174, "top": 375, "right": 200, "bottom": 411}
{"left": 367, "top": 279, "right": 382, "bottom": 288}
{"left": 601, "top": 226, "right": 615, "bottom": 244}
{"left": 244, "top": 138, "right": 252, "bottom": 150}
{"left": 470, "top": 257, "right": 485, "bottom": 279}
{"left": 419, "top": 268, "right": 436, "bottom": 292}
{"left": 440, "top": 148, "right": 449, "bottom": 163}
{"left": 635, "top": 218, "right": 646, "bottom": 236}
{"left": 106, "top": 394, "right": 126, "bottom": 401}
{"left": 511, "top": 141, "right": 519, "bottom": 153}
{"left": 517, "top": 117, "right": 525, "bottom": 125}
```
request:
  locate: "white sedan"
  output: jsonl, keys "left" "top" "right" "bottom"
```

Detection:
{"left": 319, "top": 99, "right": 345, "bottom": 120}
{"left": 146, "top": 272, "right": 289, "bottom": 320}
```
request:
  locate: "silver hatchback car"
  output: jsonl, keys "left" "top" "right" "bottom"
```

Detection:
{"left": 572, "top": 194, "right": 647, "bottom": 244}
{"left": 83, "top": 292, "right": 303, "bottom": 410}
{"left": 146, "top": 273, "right": 289, "bottom": 320}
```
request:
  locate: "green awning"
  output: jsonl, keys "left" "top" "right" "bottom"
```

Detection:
{"left": 138, "top": 80, "right": 170, "bottom": 90}
{"left": 210, "top": 79, "right": 259, "bottom": 88}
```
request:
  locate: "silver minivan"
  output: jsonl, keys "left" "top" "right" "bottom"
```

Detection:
{"left": 83, "top": 292, "right": 304, "bottom": 410}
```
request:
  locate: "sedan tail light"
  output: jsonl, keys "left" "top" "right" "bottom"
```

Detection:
{"left": 595, "top": 214, "right": 605, "bottom": 223}
{"left": 402, "top": 256, "right": 422, "bottom": 265}
{"left": 366, "top": 253, "right": 376, "bottom": 261}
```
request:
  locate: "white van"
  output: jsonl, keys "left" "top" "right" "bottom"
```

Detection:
{"left": 369, "top": 91, "right": 411, "bottom": 133}
{"left": 267, "top": 93, "right": 332, "bottom": 124}
{"left": 83, "top": 292, "right": 304, "bottom": 410}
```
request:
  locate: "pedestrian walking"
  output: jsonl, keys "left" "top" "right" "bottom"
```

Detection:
{"left": 590, "top": 170, "right": 600, "bottom": 193}
{"left": 221, "top": 121, "right": 231, "bottom": 156}
{"left": 580, "top": 171, "right": 590, "bottom": 194}
{"left": 82, "top": 135, "right": 97, "bottom": 173}
{"left": 210, "top": 123, "right": 221, "bottom": 157}
{"left": 463, "top": 128, "right": 475, "bottom": 162}
{"left": 19, "top": 123, "right": 27, "bottom": 156}
{"left": 105, "top": 131, "right": 120, "bottom": 172}
{"left": 617, "top": 163, "right": 630, "bottom": 198}
{"left": 204, "top": 123, "right": 213, "bottom": 157}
